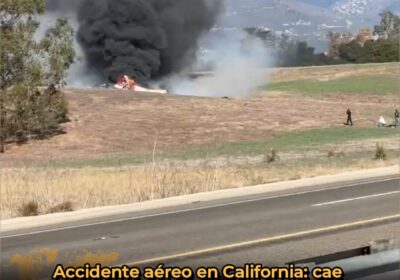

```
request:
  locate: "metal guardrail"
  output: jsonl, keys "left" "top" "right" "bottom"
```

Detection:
{"left": 291, "top": 246, "right": 371, "bottom": 265}
{"left": 320, "top": 249, "right": 399, "bottom": 279}
{"left": 289, "top": 239, "right": 400, "bottom": 279}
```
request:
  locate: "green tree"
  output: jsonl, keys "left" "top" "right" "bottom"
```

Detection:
{"left": 338, "top": 40, "right": 365, "bottom": 63}
{"left": 0, "top": 0, "right": 45, "bottom": 90}
{"left": 42, "top": 18, "right": 76, "bottom": 86}
{"left": 363, "top": 40, "right": 399, "bottom": 63}
{"left": 373, "top": 11, "right": 400, "bottom": 40}
{"left": 244, "top": 27, "right": 332, "bottom": 67}
{"left": 327, "top": 31, "right": 354, "bottom": 59}
{"left": 338, "top": 38, "right": 399, "bottom": 64}
{"left": 296, "top": 41, "right": 317, "bottom": 66}
{"left": 0, "top": 0, "right": 73, "bottom": 153}
{"left": 243, "top": 27, "right": 278, "bottom": 48}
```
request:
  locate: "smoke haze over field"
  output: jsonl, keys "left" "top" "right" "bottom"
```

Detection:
{"left": 46, "top": 0, "right": 221, "bottom": 84}
{"left": 166, "top": 31, "right": 274, "bottom": 98}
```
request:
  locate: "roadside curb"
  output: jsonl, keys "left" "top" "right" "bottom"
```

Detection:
{"left": 1, "top": 165, "right": 398, "bottom": 233}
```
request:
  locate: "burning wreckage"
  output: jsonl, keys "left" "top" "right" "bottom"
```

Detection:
{"left": 110, "top": 75, "right": 168, "bottom": 94}
{"left": 46, "top": 0, "right": 221, "bottom": 96}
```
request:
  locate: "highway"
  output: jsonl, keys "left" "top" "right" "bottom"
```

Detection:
{"left": 1, "top": 176, "right": 399, "bottom": 279}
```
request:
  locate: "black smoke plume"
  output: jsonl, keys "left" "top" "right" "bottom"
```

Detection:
{"left": 46, "top": 0, "right": 221, "bottom": 83}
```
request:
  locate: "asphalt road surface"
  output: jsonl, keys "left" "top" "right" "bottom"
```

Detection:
{"left": 1, "top": 176, "right": 399, "bottom": 279}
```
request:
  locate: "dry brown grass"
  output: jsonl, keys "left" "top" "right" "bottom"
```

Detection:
{"left": 1, "top": 157, "right": 396, "bottom": 219}
{"left": 1, "top": 91, "right": 396, "bottom": 165}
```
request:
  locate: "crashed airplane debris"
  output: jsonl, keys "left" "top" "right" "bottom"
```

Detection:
{"left": 114, "top": 75, "right": 167, "bottom": 94}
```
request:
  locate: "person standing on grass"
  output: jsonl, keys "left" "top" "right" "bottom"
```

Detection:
{"left": 346, "top": 108, "right": 353, "bottom": 126}
{"left": 395, "top": 109, "right": 400, "bottom": 127}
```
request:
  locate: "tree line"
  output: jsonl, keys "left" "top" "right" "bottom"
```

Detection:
{"left": 245, "top": 11, "right": 399, "bottom": 67}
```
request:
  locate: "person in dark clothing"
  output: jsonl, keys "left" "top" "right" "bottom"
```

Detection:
{"left": 346, "top": 108, "right": 353, "bottom": 126}
{"left": 395, "top": 109, "right": 400, "bottom": 127}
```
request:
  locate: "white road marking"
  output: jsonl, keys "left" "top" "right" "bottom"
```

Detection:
{"left": 312, "top": 191, "right": 400, "bottom": 207}
{"left": 1, "top": 178, "right": 397, "bottom": 239}
{"left": 126, "top": 214, "right": 400, "bottom": 266}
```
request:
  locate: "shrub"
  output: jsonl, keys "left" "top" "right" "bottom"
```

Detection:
{"left": 49, "top": 201, "right": 73, "bottom": 214}
{"left": 327, "top": 150, "right": 345, "bottom": 158}
{"left": 327, "top": 150, "right": 336, "bottom": 158}
{"left": 18, "top": 201, "right": 39, "bottom": 217}
{"left": 0, "top": 85, "right": 68, "bottom": 152}
{"left": 374, "top": 143, "right": 387, "bottom": 160}
{"left": 264, "top": 149, "right": 279, "bottom": 164}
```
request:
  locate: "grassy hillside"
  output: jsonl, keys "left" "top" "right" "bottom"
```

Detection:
{"left": 2, "top": 63, "right": 399, "bottom": 218}
{"left": 172, "top": 127, "right": 400, "bottom": 160}
{"left": 266, "top": 75, "right": 399, "bottom": 95}
{"left": 13, "top": 127, "right": 399, "bottom": 169}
